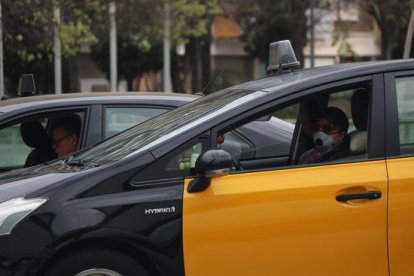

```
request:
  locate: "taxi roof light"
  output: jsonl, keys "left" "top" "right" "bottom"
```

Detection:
{"left": 17, "top": 74, "right": 36, "bottom": 97}
{"left": 267, "top": 40, "right": 300, "bottom": 75}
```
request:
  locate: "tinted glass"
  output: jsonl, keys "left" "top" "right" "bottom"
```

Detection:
{"left": 0, "top": 123, "right": 31, "bottom": 168}
{"left": 105, "top": 107, "right": 167, "bottom": 138}
{"left": 131, "top": 135, "right": 209, "bottom": 185}
{"left": 221, "top": 113, "right": 295, "bottom": 160}
{"left": 0, "top": 118, "right": 48, "bottom": 169}
{"left": 396, "top": 76, "right": 414, "bottom": 152}
{"left": 76, "top": 88, "right": 266, "bottom": 164}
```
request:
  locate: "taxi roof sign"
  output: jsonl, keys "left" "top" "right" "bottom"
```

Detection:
{"left": 17, "top": 74, "right": 36, "bottom": 97}
{"left": 267, "top": 40, "right": 300, "bottom": 74}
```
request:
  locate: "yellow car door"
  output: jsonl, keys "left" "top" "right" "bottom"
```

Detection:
{"left": 183, "top": 79, "right": 388, "bottom": 275}
{"left": 183, "top": 161, "right": 388, "bottom": 275}
{"left": 386, "top": 74, "right": 414, "bottom": 275}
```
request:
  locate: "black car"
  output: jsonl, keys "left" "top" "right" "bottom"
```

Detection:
{"left": 0, "top": 92, "right": 294, "bottom": 173}
{"left": 0, "top": 92, "right": 197, "bottom": 172}
{"left": 0, "top": 41, "right": 412, "bottom": 275}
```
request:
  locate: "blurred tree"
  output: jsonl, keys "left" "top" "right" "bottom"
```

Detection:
{"left": 90, "top": 0, "right": 221, "bottom": 92}
{"left": 3, "top": 0, "right": 104, "bottom": 95}
{"left": 360, "top": 0, "right": 412, "bottom": 59}
{"left": 235, "top": 0, "right": 310, "bottom": 67}
{"left": 340, "top": 0, "right": 413, "bottom": 59}
{"left": 91, "top": 37, "right": 164, "bottom": 91}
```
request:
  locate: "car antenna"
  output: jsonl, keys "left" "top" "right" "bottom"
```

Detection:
{"left": 196, "top": 70, "right": 221, "bottom": 96}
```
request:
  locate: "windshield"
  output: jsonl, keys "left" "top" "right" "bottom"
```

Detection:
{"left": 76, "top": 87, "right": 266, "bottom": 164}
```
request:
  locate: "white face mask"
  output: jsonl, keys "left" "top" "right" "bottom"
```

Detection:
{"left": 313, "top": 131, "right": 334, "bottom": 150}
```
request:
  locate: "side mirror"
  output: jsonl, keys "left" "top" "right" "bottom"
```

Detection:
{"left": 187, "top": 150, "right": 232, "bottom": 193}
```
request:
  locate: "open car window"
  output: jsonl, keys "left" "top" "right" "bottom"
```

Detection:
{"left": 0, "top": 111, "right": 84, "bottom": 172}
{"left": 218, "top": 84, "right": 372, "bottom": 172}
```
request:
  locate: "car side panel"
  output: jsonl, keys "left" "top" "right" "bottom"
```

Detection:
{"left": 387, "top": 157, "right": 414, "bottom": 275}
{"left": 12, "top": 179, "right": 185, "bottom": 276}
{"left": 183, "top": 161, "right": 388, "bottom": 275}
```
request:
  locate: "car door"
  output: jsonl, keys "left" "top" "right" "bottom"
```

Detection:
{"left": 384, "top": 72, "right": 414, "bottom": 275}
{"left": 183, "top": 76, "right": 388, "bottom": 275}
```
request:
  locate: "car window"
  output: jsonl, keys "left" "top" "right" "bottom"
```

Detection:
{"left": 0, "top": 123, "right": 32, "bottom": 169}
{"left": 395, "top": 76, "right": 414, "bottom": 154}
{"left": 104, "top": 107, "right": 167, "bottom": 138}
{"left": 221, "top": 106, "right": 296, "bottom": 160}
{"left": 219, "top": 84, "right": 372, "bottom": 172}
{"left": 131, "top": 134, "right": 209, "bottom": 185}
{"left": 0, "top": 111, "right": 85, "bottom": 172}
{"left": 0, "top": 118, "right": 49, "bottom": 170}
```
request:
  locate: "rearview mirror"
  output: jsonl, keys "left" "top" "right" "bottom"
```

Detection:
{"left": 187, "top": 150, "right": 232, "bottom": 193}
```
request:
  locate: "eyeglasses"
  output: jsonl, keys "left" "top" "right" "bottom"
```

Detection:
{"left": 311, "top": 122, "right": 338, "bottom": 134}
{"left": 52, "top": 134, "right": 72, "bottom": 147}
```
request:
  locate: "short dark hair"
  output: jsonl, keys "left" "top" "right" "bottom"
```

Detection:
{"left": 318, "top": 107, "right": 349, "bottom": 132}
{"left": 54, "top": 116, "right": 81, "bottom": 137}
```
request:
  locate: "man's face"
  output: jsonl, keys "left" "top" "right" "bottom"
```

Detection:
{"left": 312, "top": 117, "right": 345, "bottom": 144}
{"left": 52, "top": 126, "right": 78, "bottom": 157}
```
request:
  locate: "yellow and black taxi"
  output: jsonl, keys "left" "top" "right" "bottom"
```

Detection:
{"left": 0, "top": 40, "right": 413, "bottom": 275}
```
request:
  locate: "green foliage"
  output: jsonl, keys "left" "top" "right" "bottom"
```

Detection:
{"left": 2, "top": 0, "right": 105, "bottom": 94}
{"left": 236, "top": 0, "right": 310, "bottom": 65}
{"left": 2, "top": 0, "right": 222, "bottom": 93}
{"left": 4, "top": 0, "right": 103, "bottom": 61}
{"left": 171, "top": 0, "right": 221, "bottom": 41}
{"left": 358, "top": 0, "right": 412, "bottom": 59}
{"left": 114, "top": 0, "right": 221, "bottom": 46}
{"left": 91, "top": 0, "right": 221, "bottom": 90}
{"left": 91, "top": 37, "right": 163, "bottom": 88}
{"left": 332, "top": 21, "right": 358, "bottom": 59}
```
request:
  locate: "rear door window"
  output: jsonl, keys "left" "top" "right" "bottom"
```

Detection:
{"left": 104, "top": 107, "right": 168, "bottom": 138}
{"left": 395, "top": 76, "right": 414, "bottom": 153}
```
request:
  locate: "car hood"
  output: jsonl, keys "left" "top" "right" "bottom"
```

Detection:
{"left": 0, "top": 150, "right": 155, "bottom": 203}
{"left": 0, "top": 162, "right": 91, "bottom": 203}
{"left": 0, "top": 172, "right": 79, "bottom": 203}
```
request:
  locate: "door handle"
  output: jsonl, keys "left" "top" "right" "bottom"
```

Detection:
{"left": 336, "top": 191, "right": 382, "bottom": 202}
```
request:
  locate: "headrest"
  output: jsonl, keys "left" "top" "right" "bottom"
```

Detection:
{"left": 349, "top": 131, "right": 367, "bottom": 154}
{"left": 20, "top": 120, "right": 50, "bottom": 149}
{"left": 352, "top": 89, "right": 369, "bottom": 131}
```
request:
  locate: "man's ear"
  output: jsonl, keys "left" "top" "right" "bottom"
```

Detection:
{"left": 71, "top": 134, "right": 79, "bottom": 145}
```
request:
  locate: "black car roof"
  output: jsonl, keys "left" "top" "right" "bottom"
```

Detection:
{"left": 228, "top": 59, "right": 414, "bottom": 94}
{"left": 0, "top": 92, "right": 198, "bottom": 114}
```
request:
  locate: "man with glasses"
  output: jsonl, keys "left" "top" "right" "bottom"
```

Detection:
{"left": 299, "top": 107, "right": 350, "bottom": 164}
{"left": 52, "top": 117, "right": 80, "bottom": 158}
